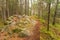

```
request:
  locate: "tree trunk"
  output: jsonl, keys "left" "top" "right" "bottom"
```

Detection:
{"left": 52, "top": 0, "right": 58, "bottom": 25}
{"left": 37, "top": 0, "right": 40, "bottom": 18}
{"left": 20, "top": 0, "right": 23, "bottom": 15}
{"left": 2, "top": 0, "right": 6, "bottom": 22}
{"left": 6, "top": 0, "right": 9, "bottom": 18}
{"left": 25, "top": 0, "right": 29, "bottom": 15}
{"left": 47, "top": 0, "right": 51, "bottom": 31}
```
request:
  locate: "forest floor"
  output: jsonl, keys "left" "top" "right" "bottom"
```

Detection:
{"left": 40, "top": 19, "right": 60, "bottom": 40}
{"left": 0, "top": 16, "right": 60, "bottom": 40}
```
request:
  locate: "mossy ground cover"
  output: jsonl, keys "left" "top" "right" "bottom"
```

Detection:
{"left": 40, "top": 18, "right": 60, "bottom": 40}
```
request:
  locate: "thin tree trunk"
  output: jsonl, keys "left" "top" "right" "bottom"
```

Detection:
{"left": 27, "top": 0, "right": 29, "bottom": 15}
{"left": 0, "top": 0, "right": 3, "bottom": 21}
{"left": 37, "top": 0, "right": 40, "bottom": 18}
{"left": 30, "top": 0, "right": 32, "bottom": 16}
{"left": 47, "top": 0, "right": 51, "bottom": 31}
{"left": 25, "top": 0, "right": 29, "bottom": 15}
{"left": 52, "top": 0, "right": 58, "bottom": 25}
{"left": 6, "top": 0, "right": 9, "bottom": 18}
{"left": 2, "top": 0, "right": 6, "bottom": 22}
{"left": 20, "top": 0, "right": 23, "bottom": 15}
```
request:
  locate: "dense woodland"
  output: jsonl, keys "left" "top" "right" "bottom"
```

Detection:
{"left": 0, "top": 0, "right": 60, "bottom": 40}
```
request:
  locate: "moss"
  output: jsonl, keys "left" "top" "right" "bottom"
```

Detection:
{"left": 12, "top": 28, "right": 22, "bottom": 33}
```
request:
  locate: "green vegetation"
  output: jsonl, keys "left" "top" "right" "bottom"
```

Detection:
{"left": 40, "top": 18, "right": 60, "bottom": 40}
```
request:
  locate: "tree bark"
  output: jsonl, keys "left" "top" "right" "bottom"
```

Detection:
{"left": 52, "top": 0, "right": 58, "bottom": 25}
{"left": 37, "top": 0, "right": 40, "bottom": 18}
{"left": 25, "top": 0, "right": 29, "bottom": 15}
{"left": 47, "top": 0, "right": 51, "bottom": 31}
{"left": 20, "top": 0, "right": 23, "bottom": 15}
